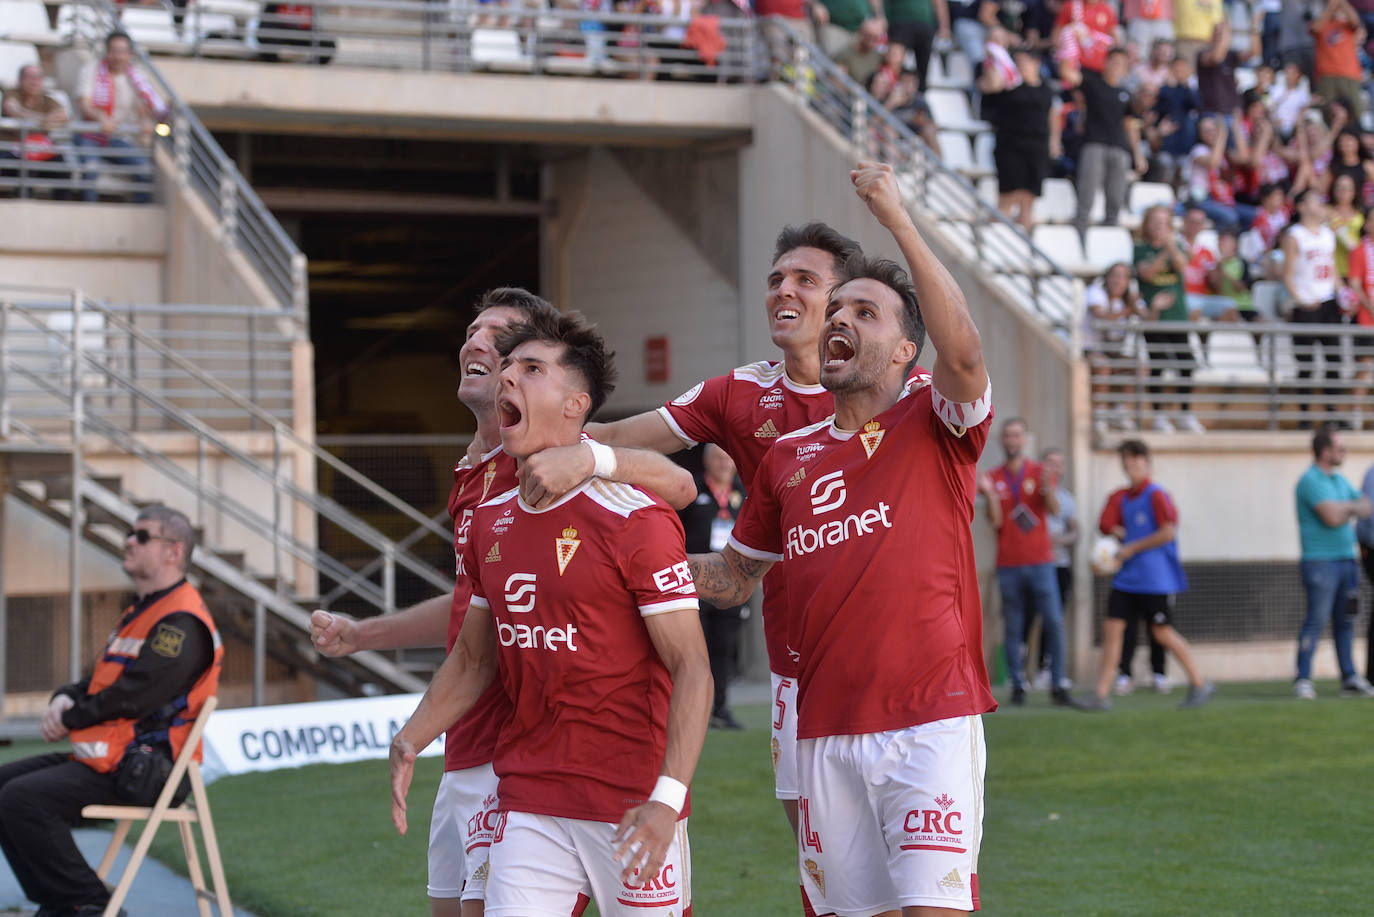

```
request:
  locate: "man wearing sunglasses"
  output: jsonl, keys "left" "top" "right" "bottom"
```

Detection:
{"left": 0, "top": 505, "right": 222, "bottom": 917}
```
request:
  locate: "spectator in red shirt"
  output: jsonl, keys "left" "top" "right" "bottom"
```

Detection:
{"left": 978, "top": 418, "right": 1074, "bottom": 708}
{"left": 1312, "top": 0, "right": 1367, "bottom": 121}
{"left": 1054, "top": 0, "right": 1120, "bottom": 84}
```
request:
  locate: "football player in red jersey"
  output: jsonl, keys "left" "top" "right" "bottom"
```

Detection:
{"left": 310, "top": 288, "right": 694, "bottom": 917}
{"left": 689, "top": 161, "right": 996, "bottom": 916}
{"left": 390, "top": 309, "right": 712, "bottom": 917}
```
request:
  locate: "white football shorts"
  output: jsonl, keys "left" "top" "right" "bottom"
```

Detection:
{"left": 485, "top": 810, "right": 692, "bottom": 917}
{"left": 796, "top": 715, "right": 986, "bottom": 916}
{"left": 427, "top": 764, "right": 500, "bottom": 901}
{"left": 770, "top": 671, "right": 800, "bottom": 800}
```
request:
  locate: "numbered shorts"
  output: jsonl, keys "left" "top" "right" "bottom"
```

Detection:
{"left": 770, "top": 671, "right": 800, "bottom": 800}
{"left": 796, "top": 716, "right": 986, "bottom": 916}
{"left": 485, "top": 810, "right": 692, "bottom": 917}
{"left": 427, "top": 764, "right": 500, "bottom": 901}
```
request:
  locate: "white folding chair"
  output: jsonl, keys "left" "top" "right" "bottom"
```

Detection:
{"left": 81, "top": 696, "right": 232, "bottom": 917}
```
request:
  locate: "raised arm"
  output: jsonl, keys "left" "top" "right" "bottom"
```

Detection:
{"left": 586, "top": 411, "right": 692, "bottom": 454}
{"left": 389, "top": 603, "right": 498, "bottom": 835}
{"left": 851, "top": 160, "right": 988, "bottom": 402}
{"left": 612, "top": 607, "right": 712, "bottom": 884}
{"left": 687, "top": 545, "right": 771, "bottom": 608}
{"left": 311, "top": 592, "right": 451, "bottom": 656}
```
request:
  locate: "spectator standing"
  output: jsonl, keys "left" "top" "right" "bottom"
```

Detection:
{"left": 1069, "top": 48, "right": 1143, "bottom": 239}
{"left": 833, "top": 18, "right": 887, "bottom": 86}
{"left": 1359, "top": 459, "right": 1374, "bottom": 678}
{"left": 1195, "top": 20, "right": 1254, "bottom": 118}
{"left": 978, "top": 417, "right": 1075, "bottom": 707}
{"left": 1085, "top": 262, "right": 1144, "bottom": 433}
{"left": 1186, "top": 116, "right": 1255, "bottom": 231}
{"left": 1171, "top": 0, "right": 1224, "bottom": 66}
{"left": 1030, "top": 446, "right": 1079, "bottom": 689}
{"left": 0, "top": 505, "right": 221, "bottom": 916}
{"left": 884, "top": 0, "right": 948, "bottom": 96}
{"left": 74, "top": 31, "right": 164, "bottom": 204}
{"left": 1135, "top": 204, "right": 1205, "bottom": 433}
{"left": 1126, "top": 37, "right": 1174, "bottom": 95}
{"left": 948, "top": 0, "right": 997, "bottom": 80}
{"left": 1283, "top": 188, "right": 1345, "bottom": 428}
{"left": 980, "top": 44, "right": 1059, "bottom": 232}
{"left": 1293, "top": 426, "right": 1374, "bottom": 698}
{"left": 1121, "top": 0, "right": 1174, "bottom": 55}
{"left": 1344, "top": 207, "right": 1374, "bottom": 428}
{"left": 1311, "top": 0, "right": 1367, "bottom": 121}
{"left": 1083, "top": 439, "right": 1215, "bottom": 709}
{"left": 679, "top": 443, "right": 749, "bottom": 730}
{"left": 1255, "top": 0, "right": 1283, "bottom": 64}
{"left": 1328, "top": 172, "right": 1364, "bottom": 278}
{"left": 1153, "top": 53, "right": 1202, "bottom": 182}
{"left": 1270, "top": 61, "right": 1312, "bottom": 139}
{"left": 1278, "top": 0, "right": 1317, "bottom": 74}
{"left": 815, "top": 0, "right": 884, "bottom": 55}
{"left": 1, "top": 64, "right": 71, "bottom": 199}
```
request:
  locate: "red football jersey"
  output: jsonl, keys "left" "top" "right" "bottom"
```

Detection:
{"left": 1055, "top": 0, "right": 1117, "bottom": 72}
{"left": 658, "top": 361, "right": 833, "bottom": 680}
{"left": 442, "top": 445, "right": 518, "bottom": 772}
{"left": 462, "top": 479, "right": 700, "bottom": 824}
{"left": 730, "top": 381, "right": 998, "bottom": 740}
{"left": 990, "top": 459, "right": 1056, "bottom": 568}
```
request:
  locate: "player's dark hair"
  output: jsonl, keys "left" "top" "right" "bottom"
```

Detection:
{"left": 1312, "top": 425, "right": 1339, "bottom": 459}
{"left": 773, "top": 223, "right": 862, "bottom": 274}
{"left": 832, "top": 253, "right": 926, "bottom": 371}
{"left": 1118, "top": 439, "right": 1150, "bottom": 460}
{"left": 494, "top": 310, "right": 617, "bottom": 421}
{"left": 106, "top": 30, "right": 132, "bottom": 49}
{"left": 476, "top": 287, "right": 557, "bottom": 322}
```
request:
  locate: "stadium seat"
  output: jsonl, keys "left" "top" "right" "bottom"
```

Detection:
{"left": 936, "top": 130, "right": 976, "bottom": 174}
{"left": 921, "top": 170, "right": 979, "bottom": 220}
{"left": 1033, "top": 273, "right": 1080, "bottom": 328}
{"left": 1250, "top": 280, "right": 1284, "bottom": 320}
{"left": 1033, "top": 177, "right": 1076, "bottom": 224}
{"left": 1235, "top": 66, "right": 1257, "bottom": 93}
{"left": 119, "top": 5, "right": 185, "bottom": 52}
{"left": 1084, "top": 225, "right": 1134, "bottom": 273}
{"left": 1128, "top": 181, "right": 1175, "bottom": 218}
{"left": 0, "top": 40, "right": 39, "bottom": 87}
{"left": 81, "top": 697, "right": 232, "bottom": 917}
{"left": 56, "top": 3, "right": 102, "bottom": 40}
{"left": 1192, "top": 330, "right": 1268, "bottom": 385}
{"left": 0, "top": 0, "right": 58, "bottom": 44}
{"left": 975, "top": 221, "right": 1033, "bottom": 272}
{"left": 925, "top": 88, "right": 989, "bottom": 133}
{"left": 1031, "top": 224, "right": 1090, "bottom": 275}
{"left": 928, "top": 50, "right": 972, "bottom": 89}
{"left": 925, "top": 52, "right": 949, "bottom": 87}
{"left": 973, "top": 131, "right": 996, "bottom": 174}
{"left": 472, "top": 28, "right": 529, "bottom": 68}
{"left": 991, "top": 272, "right": 1034, "bottom": 311}
{"left": 977, "top": 175, "right": 998, "bottom": 206}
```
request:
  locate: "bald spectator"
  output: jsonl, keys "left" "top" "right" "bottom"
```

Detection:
{"left": 833, "top": 18, "right": 887, "bottom": 86}
{"left": 74, "top": 31, "right": 165, "bottom": 204}
{"left": 1, "top": 64, "right": 71, "bottom": 199}
{"left": 816, "top": 0, "right": 885, "bottom": 55}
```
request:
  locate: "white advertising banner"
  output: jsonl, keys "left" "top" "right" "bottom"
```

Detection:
{"left": 200, "top": 693, "right": 443, "bottom": 783}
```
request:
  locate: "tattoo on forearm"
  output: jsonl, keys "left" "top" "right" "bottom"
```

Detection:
{"left": 688, "top": 553, "right": 760, "bottom": 607}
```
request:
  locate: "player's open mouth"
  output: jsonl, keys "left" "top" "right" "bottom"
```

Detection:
{"left": 773, "top": 307, "right": 801, "bottom": 324}
{"left": 498, "top": 397, "right": 522, "bottom": 428}
{"left": 824, "top": 332, "right": 855, "bottom": 367}
{"left": 465, "top": 361, "right": 491, "bottom": 377}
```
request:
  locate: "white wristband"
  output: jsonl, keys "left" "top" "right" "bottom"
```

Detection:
{"left": 648, "top": 775, "right": 688, "bottom": 814}
{"left": 589, "top": 441, "right": 617, "bottom": 479}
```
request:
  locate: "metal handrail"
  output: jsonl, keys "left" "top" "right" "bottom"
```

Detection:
{"left": 64, "top": 0, "right": 309, "bottom": 323}
{"left": 764, "top": 19, "right": 1079, "bottom": 332}
{"left": 1085, "top": 318, "right": 1374, "bottom": 431}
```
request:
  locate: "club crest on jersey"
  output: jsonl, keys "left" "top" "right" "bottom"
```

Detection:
{"left": 859, "top": 421, "right": 885, "bottom": 458}
{"left": 555, "top": 526, "right": 581, "bottom": 576}
{"left": 785, "top": 468, "right": 806, "bottom": 488}
{"left": 804, "top": 859, "right": 826, "bottom": 896}
{"left": 481, "top": 461, "right": 498, "bottom": 501}
{"left": 754, "top": 419, "right": 779, "bottom": 439}
{"left": 485, "top": 542, "right": 502, "bottom": 564}
{"left": 758, "top": 387, "right": 785, "bottom": 410}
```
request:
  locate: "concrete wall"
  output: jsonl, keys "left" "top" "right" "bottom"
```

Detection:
{"left": 548, "top": 147, "right": 743, "bottom": 414}
{"left": 0, "top": 202, "right": 166, "bottom": 303}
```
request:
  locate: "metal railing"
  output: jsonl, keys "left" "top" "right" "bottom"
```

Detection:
{"left": 0, "top": 289, "right": 454, "bottom": 691}
{"left": 54, "top": 0, "right": 310, "bottom": 321}
{"left": 0, "top": 120, "right": 157, "bottom": 201}
{"left": 765, "top": 20, "right": 1079, "bottom": 332}
{"left": 1085, "top": 318, "right": 1374, "bottom": 432}
{"left": 135, "top": 0, "right": 759, "bottom": 81}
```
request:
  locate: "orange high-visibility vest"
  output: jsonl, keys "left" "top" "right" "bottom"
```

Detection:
{"left": 70, "top": 581, "right": 222, "bottom": 774}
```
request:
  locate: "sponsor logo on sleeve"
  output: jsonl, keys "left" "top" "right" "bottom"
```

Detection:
{"left": 651, "top": 561, "right": 696, "bottom": 595}
{"left": 671, "top": 381, "right": 705, "bottom": 407}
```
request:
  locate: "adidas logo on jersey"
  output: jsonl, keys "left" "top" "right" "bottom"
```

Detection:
{"left": 938, "top": 869, "right": 963, "bottom": 891}
{"left": 485, "top": 543, "right": 502, "bottom": 564}
{"left": 754, "top": 419, "right": 779, "bottom": 439}
{"left": 785, "top": 468, "right": 806, "bottom": 488}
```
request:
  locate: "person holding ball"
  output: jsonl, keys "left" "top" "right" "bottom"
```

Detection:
{"left": 1083, "top": 439, "right": 1215, "bottom": 710}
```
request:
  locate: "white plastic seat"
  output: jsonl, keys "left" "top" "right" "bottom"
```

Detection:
{"left": 1034, "top": 273, "right": 1081, "bottom": 327}
{"left": 472, "top": 28, "right": 526, "bottom": 65}
{"left": 937, "top": 220, "right": 976, "bottom": 252}
{"left": 1084, "top": 225, "right": 1135, "bottom": 273}
{"left": 1192, "top": 330, "right": 1269, "bottom": 385}
{"left": 921, "top": 170, "right": 979, "bottom": 220}
{"left": 1032, "top": 224, "right": 1089, "bottom": 275}
{"left": 56, "top": 3, "right": 102, "bottom": 39}
{"left": 0, "top": 0, "right": 58, "bottom": 44}
{"left": 119, "top": 5, "right": 184, "bottom": 50}
{"left": 1129, "top": 181, "right": 1176, "bottom": 217}
{"left": 976, "top": 222, "right": 1033, "bottom": 272}
{"left": 925, "top": 88, "right": 989, "bottom": 133}
{"left": 1033, "top": 177, "right": 1077, "bottom": 224}
{"left": 973, "top": 131, "right": 996, "bottom": 173}
{"left": 1250, "top": 281, "right": 1283, "bottom": 320}
{"left": 936, "top": 130, "right": 975, "bottom": 173}
{"left": 977, "top": 175, "right": 998, "bottom": 206}
{"left": 943, "top": 51, "right": 972, "bottom": 87}
{"left": 0, "top": 40, "right": 39, "bottom": 85}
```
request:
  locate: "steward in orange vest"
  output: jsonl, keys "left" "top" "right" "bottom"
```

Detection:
{"left": 0, "top": 505, "right": 221, "bottom": 916}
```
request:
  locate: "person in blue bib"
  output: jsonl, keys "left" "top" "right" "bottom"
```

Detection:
{"left": 1293, "top": 425, "right": 1374, "bottom": 700}
{"left": 1083, "top": 439, "right": 1215, "bottom": 711}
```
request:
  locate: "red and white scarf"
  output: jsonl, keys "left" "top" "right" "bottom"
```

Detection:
{"left": 90, "top": 60, "right": 164, "bottom": 120}
{"left": 986, "top": 41, "right": 1021, "bottom": 89}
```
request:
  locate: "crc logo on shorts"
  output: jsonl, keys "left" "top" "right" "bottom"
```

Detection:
{"left": 671, "top": 382, "right": 704, "bottom": 406}
{"left": 758, "top": 387, "right": 784, "bottom": 410}
{"left": 617, "top": 864, "right": 679, "bottom": 909}
{"left": 504, "top": 573, "right": 537, "bottom": 613}
{"left": 808, "top": 470, "right": 847, "bottom": 514}
{"left": 652, "top": 561, "right": 695, "bottom": 595}
{"left": 465, "top": 793, "right": 500, "bottom": 851}
{"left": 900, "top": 795, "right": 967, "bottom": 854}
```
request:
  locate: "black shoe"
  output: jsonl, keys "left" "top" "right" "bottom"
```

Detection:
{"left": 710, "top": 710, "right": 745, "bottom": 730}
{"left": 1051, "top": 686, "right": 1073, "bottom": 706}
{"left": 1010, "top": 686, "right": 1026, "bottom": 706}
{"left": 73, "top": 906, "right": 128, "bottom": 917}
